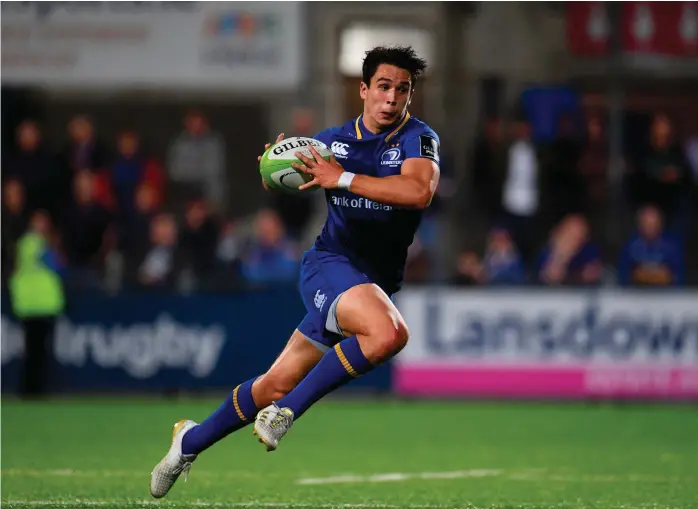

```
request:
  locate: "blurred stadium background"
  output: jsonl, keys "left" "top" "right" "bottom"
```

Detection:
{"left": 2, "top": 2, "right": 698, "bottom": 508}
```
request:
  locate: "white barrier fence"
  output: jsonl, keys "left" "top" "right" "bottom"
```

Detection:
{"left": 394, "top": 288, "right": 698, "bottom": 399}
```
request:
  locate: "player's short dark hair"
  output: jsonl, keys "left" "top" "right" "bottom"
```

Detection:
{"left": 362, "top": 46, "right": 427, "bottom": 88}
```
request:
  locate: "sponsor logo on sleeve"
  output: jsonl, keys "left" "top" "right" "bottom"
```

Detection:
{"left": 419, "top": 135, "right": 440, "bottom": 163}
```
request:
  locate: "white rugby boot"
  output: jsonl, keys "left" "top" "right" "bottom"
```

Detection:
{"left": 253, "top": 403, "right": 294, "bottom": 452}
{"left": 150, "top": 419, "right": 198, "bottom": 498}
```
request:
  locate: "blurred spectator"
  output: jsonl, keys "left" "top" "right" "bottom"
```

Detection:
{"left": 579, "top": 114, "right": 609, "bottom": 202}
{"left": 119, "top": 183, "right": 162, "bottom": 280}
{"left": 480, "top": 227, "right": 526, "bottom": 285}
{"left": 240, "top": 208, "right": 299, "bottom": 285}
{"left": 63, "top": 115, "right": 107, "bottom": 176}
{"left": 108, "top": 130, "right": 165, "bottom": 217}
{"left": 4, "top": 120, "right": 65, "bottom": 221}
{"left": 682, "top": 115, "right": 698, "bottom": 227}
{"left": 628, "top": 113, "right": 691, "bottom": 231}
{"left": 404, "top": 237, "right": 431, "bottom": 283}
{"left": 449, "top": 250, "right": 482, "bottom": 286}
{"left": 138, "top": 213, "right": 180, "bottom": 289}
{"left": 8, "top": 210, "right": 65, "bottom": 398}
{"left": 500, "top": 116, "right": 540, "bottom": 263}
{"left": 216, "top": 219, "right": 243, "bottom": 275}
{"left": 179, "top": 198, "right": 219, "bottom": 284}
{"left": 685, "top": 118, "right": 698, "bottom": 181}
{"left": 617, "top": 205, "right": 684, "bottom": 287}
{"left": 578, "top": 113, "right": 610, "bottom": 232}
{"left": 292, "top": 107, "right": 315, "bottom": 134}
{"left": 545, "top": 113, "right": 585, "bottom": 222}
{"left": 448, "top": 229, "right": 525, "bottom": 286}
{"left": 471, "top": 116, "right": 507, "bottom": 221}
{"left": 2, "top": 179, "right": 29, "bottom": 278}
{"left": 535, "top": 214, "right": 602, "bottom": 286}
{"left": 61, "top": 170, "right": 113, "bottom": 289}
{"left": 167, "top": 110, "right": 226, "bottom": 211}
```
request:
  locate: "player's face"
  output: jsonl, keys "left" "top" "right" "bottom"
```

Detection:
{"left": 360, "top": 64, "right": 413, "bottom": 130}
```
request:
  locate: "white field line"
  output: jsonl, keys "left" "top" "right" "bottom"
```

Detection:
{"left": 4, "top": 467, "right": 692, "bottom": 485}
{"left": 297, "top": 469, "right": 503, "bottom": 485}
{"left": 296, "top": 469, "right": 696, "bottom": 485}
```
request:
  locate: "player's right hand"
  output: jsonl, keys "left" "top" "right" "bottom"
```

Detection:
{"left": 258, "top": 133, "right": 285, "bottom": 191}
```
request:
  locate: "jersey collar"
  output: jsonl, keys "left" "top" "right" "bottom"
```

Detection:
{"left": 354, "top": 112, "right": 411, "bottom": 142}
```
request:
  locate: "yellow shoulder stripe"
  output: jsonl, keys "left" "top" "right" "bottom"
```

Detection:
{"left": 355, "top": 115, "right": 363, "bottom": 139}
{"left": 355, "top": 112, "right": 411, "bottom": 142}
{"left": 386, "top": 112, "right": 411, "bottom": 143}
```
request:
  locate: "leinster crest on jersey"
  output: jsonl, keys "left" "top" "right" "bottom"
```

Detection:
{"left": 380, "top": 148, "right": 402, "bottom": 167}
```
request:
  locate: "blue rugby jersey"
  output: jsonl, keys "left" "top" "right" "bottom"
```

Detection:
{"left": 311, "top": 113, "right": 440, "bottom": 294}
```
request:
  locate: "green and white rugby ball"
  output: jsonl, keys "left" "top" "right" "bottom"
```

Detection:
{"left": 259, "top": 136, "right": 332, "bottom": 193}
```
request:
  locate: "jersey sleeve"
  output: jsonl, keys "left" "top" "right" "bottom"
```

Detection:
{"left": 402, "top": 127, "right": 441, "bottom": 166}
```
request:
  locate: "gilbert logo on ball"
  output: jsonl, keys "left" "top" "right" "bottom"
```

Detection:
{"left": 259, "top": 137, "right": 332, "bottom": 193}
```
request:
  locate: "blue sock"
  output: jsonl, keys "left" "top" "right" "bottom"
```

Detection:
{"left": 181, "top": 377, "right": 259, "bottom": 455}
{"left": 275, "top": 336, "right": 373, "bottom": 419}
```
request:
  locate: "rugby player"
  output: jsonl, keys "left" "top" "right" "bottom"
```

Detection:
{"left": 151, "top": 45, "right": 441, "bottom": 498}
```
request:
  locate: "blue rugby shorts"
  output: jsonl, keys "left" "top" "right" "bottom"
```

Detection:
{"left": 297, "top": 248, "right": 372, "bottom": 350}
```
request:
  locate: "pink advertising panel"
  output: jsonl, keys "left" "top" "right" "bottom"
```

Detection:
{"left": 394, "top": 289, "right": 698, "bottom": 399}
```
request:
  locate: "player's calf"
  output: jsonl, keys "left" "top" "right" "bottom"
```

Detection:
{"left": 251, "top": 331, "right": 326, "bottom": 406}
{"left": 253, "top": 372, "right": 299, "bottom": 404}
{"left": 254, "top": 334, "right": 373, "bottom": 451}
{"left": 171, "top": 331, "right": 322, "bottom": 460}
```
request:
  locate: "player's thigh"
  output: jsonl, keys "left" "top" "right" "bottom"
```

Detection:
{"left": 253, "top": 329, "right": 325, "bottom": 403}
{"left": 334, "top": 283, "right": 409, "bottom": 360}
{"left": 298, "top": 249, "right": 371, "bottom": 350}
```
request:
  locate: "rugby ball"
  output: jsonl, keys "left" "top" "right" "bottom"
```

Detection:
{"left": 259, "top": 137, "right": 332, "bottom": 193}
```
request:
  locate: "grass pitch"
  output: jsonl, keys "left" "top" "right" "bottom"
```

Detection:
{"left": 2, "top": 398, "right": 697, "bottom": 509}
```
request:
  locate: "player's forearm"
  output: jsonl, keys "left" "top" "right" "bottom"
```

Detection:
{"left": 347, "top": 174, "right": 431, "bottom": 209}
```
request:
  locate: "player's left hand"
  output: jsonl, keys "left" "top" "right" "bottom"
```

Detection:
{"left": 293, "top": 147, "right": 345, "bottom": 191}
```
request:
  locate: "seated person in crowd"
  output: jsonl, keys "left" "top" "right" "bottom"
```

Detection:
{"left": 449, "top": 228, "right": 525, "bottom": 286}
{"left": 179, "top": 198, "right": 219, "bottom": 282}
{"left": 240, "top": 208, "right": 299, "bottom": 285}
{"left": 535, "top": 214, "right": 602, "bottom": 286}
{"left": 617, "top": 205, "right": 684, "bottom": 287}
{"left": 481, "top": 226, "right": 526, "bottom": 285}
{"left": 450, "top": 250, "right": 484, "bottom": 286}
{"left": 60, "top": 170, "right": 113, "bottom": 288}
{"left": 137, "top": 213, "right": 180, "bottom": 290}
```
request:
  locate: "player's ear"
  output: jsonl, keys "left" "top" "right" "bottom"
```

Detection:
{"left": 359, "top": 81, "right": 368, "bottom": 101}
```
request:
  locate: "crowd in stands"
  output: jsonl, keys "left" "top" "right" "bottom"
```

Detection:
{"left": 2, "top": 108, "right": 696, "bottom": 293}
{"left": 437, "top": 111, "right": 697, "bottom": 288}
{"left": 1, "top": 111, "right": 303, "bottom": 293}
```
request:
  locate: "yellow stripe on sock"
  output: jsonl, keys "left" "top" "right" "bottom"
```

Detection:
{"left": 232, "top": 385, "right": 248, "bottom": 422}
{"left": 334, "top": 344, "right": 359, "bottom": 377}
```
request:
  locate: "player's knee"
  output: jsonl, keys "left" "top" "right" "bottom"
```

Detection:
{"left": 393, "top": 319, "right": 410, "bottom": 352}
{"left": 364, "top": 318, "right": 409, "bottom": 362}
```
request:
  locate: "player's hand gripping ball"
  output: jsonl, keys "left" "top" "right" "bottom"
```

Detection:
{"left": 292, "top": 145, "right": 346, "bottom": 191}
{"left": 259, "top": 135, "right": 333, "bottom": 193}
